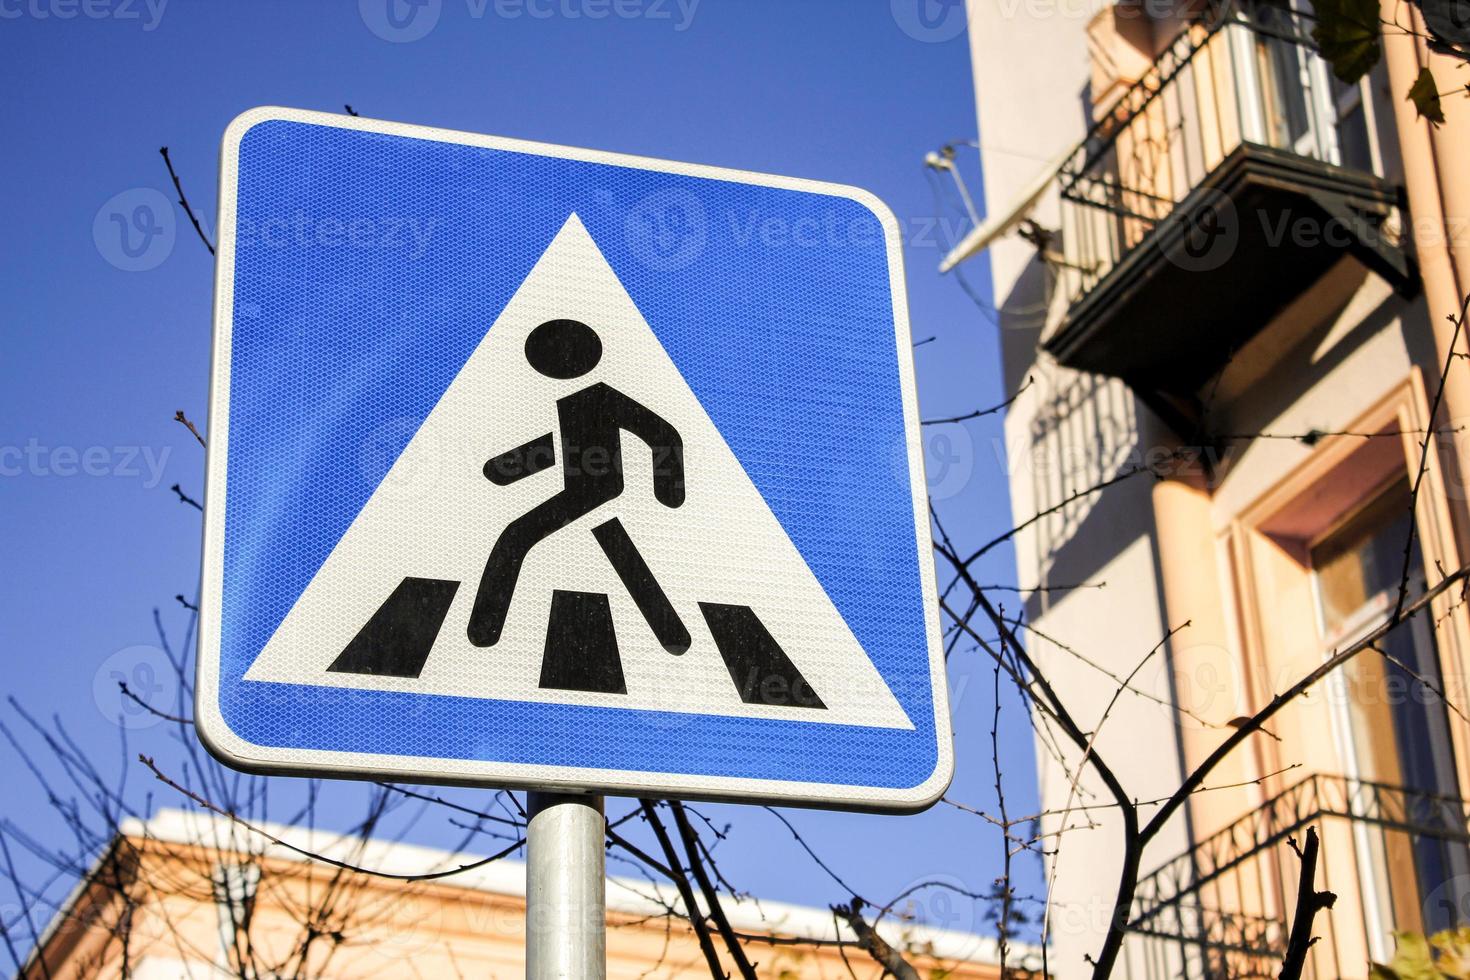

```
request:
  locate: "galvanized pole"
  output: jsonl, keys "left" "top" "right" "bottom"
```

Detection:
{"left": 526, "top": 792, "right": 606, "bottom": 979}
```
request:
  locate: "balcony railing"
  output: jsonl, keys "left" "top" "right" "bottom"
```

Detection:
{"left": 1059, "top": 2, "right": 1377, "bottom": 296}
{"left": 1042, "top": 2, "right": 1412, "bottom": 398}
{"left": 1128, "top": 774, "right": 1470, "bottom": 979}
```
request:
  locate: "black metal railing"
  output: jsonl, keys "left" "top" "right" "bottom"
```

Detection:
{"left": 1128, "top": 774, "right": 1470, "bottom": 979}
{"left": 1055, "top": 2, "right": 1385, "bottom": 310}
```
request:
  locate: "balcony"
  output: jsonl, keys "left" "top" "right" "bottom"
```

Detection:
{"left": 1042, "top": 5, "right": 1416, "bottom": 408}
{"left": 1128, "top": 774, "right": 1470, "bottom": 979}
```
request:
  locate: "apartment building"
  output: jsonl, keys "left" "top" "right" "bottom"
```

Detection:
{"left": 22, "top": 809, "right": 1021, "bottom": 978}
{"left": 949, "top": 0, "right": 1470, "bottom": 975}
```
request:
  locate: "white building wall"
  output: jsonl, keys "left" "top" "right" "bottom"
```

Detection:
{"left": 960, "top": 0, "right": 1438, "bottom": 974}
{"left": 963, "top": 3, "right": 1193, "bottom": 974}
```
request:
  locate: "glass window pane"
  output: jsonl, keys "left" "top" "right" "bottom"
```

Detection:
{"left": 1311, "top": 483, "right": 1413, "bottom": 634}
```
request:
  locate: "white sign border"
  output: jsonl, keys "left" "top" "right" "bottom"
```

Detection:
{"left": 197, "top": 106, "right": 953, "bottom": 813}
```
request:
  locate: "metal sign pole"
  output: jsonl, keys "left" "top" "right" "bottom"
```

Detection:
{"left": 526, "top": 792, "right": 606, "bottom": 979}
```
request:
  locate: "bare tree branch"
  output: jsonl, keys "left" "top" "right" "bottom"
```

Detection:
{"left": 173, "top": 410, "right": 206, "bottom": 449}
{"left": 923, "top": 375, "right": 1034, "bottom": 426}
{"left": 671, "top": 801, "right": 757, "bottom": 979}
{"left": 139, "top": 755, "right": 524, "bottom": 882}
{"left": 638, "top": 800, "right": 726, "bottom": 979}
{"left": 832, "top": 898, "right": 919, "bottom": 980}
{"left": 1278, "top": 827, "right": 1336, "bottom": 980}
{"left": 157, "top": 147, "right": 215, "bottom": 256}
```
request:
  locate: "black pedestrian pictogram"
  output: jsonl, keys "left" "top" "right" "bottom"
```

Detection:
{"left": 469, "top": 318, "right": 689, "bottom": 654}
{"left": 328, "top": 316, "right": 826, "bottom": 713}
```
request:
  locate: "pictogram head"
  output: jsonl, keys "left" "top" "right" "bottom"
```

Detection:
{"left": 525, "top": 318, "right": 602, "bottom": 379}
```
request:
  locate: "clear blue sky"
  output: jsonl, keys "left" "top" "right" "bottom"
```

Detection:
{"left": 0, "top": 0, "right": 1042, "bottom": 951}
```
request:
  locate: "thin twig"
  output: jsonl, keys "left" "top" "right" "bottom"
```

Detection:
{"left": 922, "top": 375, "right": 1033, "bottom": 426}
{"left": 140, "top": 755, "right": 522, "bottom": 881}
{"left": 173, "top": 410, "right": 206, "bottom": 449}
{"left": 1395, "top": 297, "right": 1468, "bottom": 620}
{"left": 961, "top": 450, "right": 1190, "bottom": 566}
{"left": 118, "top": 683, "right": 190, "bottom": 725}
{"left": 169, "top": 484, "right": 202, "bottom": 511}
{"left": 158, "top": 147, "right": 215, "bottom": 256}
{"left": 761, "top": 807, "right": 863, "bottom": 900}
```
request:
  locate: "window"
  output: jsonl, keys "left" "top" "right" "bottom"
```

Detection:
{"left": 1241, "top": 0, "right": 1380, "bottom": 171}
{"left": 1312, "top": 479, "right": 1469, "bottom": 935}
{"left": 1251, "top": 2, "right": 1314, "bottom": 152}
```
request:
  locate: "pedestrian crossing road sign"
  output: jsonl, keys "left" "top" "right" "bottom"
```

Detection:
{"left": 197, "top": 107, "right": 952, "bottom": 811}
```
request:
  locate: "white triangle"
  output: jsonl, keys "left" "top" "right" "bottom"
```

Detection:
{"left": 244, "top": 214, "right": 913, "bottom": 731}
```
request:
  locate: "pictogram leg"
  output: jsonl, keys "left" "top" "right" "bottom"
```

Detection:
{"left": 592, "top": 518, "right": 690, "bottom": 654}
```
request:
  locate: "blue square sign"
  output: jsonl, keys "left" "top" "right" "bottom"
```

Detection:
{"left": 197, "top": 107, "right": 951, "bottom": 811}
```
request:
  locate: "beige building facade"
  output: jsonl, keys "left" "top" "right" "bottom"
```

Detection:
{"left": 24, "top": 809, "right": 1022, "bottom": 978}
{"left": 953, "top": 0, "right": 1470, "bottom": 976}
